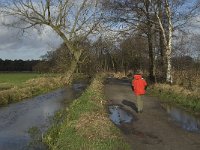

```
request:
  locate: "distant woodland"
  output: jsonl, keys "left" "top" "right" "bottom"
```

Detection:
{"left": 0, "top": 59, "right": 40, "bottom": 72}
{"left": 1, "top": 0, "right": 200, "bottom": 84}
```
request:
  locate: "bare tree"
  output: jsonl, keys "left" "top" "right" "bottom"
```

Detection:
{"left": 153, "top": 0, "right": 200, "bottom": 83}
{"left": 1, "top": 0, "right": 101, "bottom": 83}
{"left": 100, "top": 0, "right": 157, "bottom": 82}
{"left": 101, "top": 0, "right": 200, "bottom": 83}
{"left": 153, "top": 0, "right": 173, "bottom": 83}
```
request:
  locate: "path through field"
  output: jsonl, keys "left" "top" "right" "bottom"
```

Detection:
{"left": 105, "top": 78, "right": 200, "bottom": 150}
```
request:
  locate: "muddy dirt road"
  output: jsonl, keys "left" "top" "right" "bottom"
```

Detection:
{"left": 105, "top": 78, "right": 200, "bottom": 150}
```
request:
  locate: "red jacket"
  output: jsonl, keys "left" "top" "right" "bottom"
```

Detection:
{"left": 132, "top": 74, "right": 147, "bottom": 95}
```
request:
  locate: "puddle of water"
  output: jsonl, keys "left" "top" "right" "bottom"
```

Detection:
{"left": 105, "top": 78, "right": 131, "bottom": 86}
{"left": 0, "top": 83, "right": 86, "bottom": 150}
{"left": 72, "top": 83, "right": 87, "bottom": 92}
{"left": 162, "top": 104, "right": 200, "bottom": 133}
{"left": 109, "top": 105, "right": 134, "bottom": 125}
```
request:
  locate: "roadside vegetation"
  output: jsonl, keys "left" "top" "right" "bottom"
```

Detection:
{"left": 0, "top": 73, "right": 56, "bottom": 88}
{"left": 148, "top": 83, "right": 200, "bottom": 113}
{"left": 110, "top": 71, "right": 200, "bottom": 114}
{"left": 0, "top": 73, "right": 63, "bottom": 106}
{"left": 148, "top": 70, "right": 200, "bottom": 114}
{"left": 43, "top": 73, "right": 131, "bottom": 150}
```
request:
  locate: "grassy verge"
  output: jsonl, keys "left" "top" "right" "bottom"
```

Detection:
{"left": 0, "top": 72, "right": 90, "bottom": 106}
{"left": 147, "top": 83, "right": 200, "bottom": 114}
{"left": 0, "top": 72, "right": 66, "bottom": 106}
{"left": 43, "top": 73, "right": 131, "bottom": 150}
{"left": 0, "top": 75, "right": 64, "bottom": 106}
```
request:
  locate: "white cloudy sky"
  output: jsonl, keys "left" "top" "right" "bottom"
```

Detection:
{"left": 0, "top": 22, "right": 62, "bottom": 60}
{"left": 0, "top": 0, "right": 199, "bottom": 60}
{"left": 0, "top": 0, "right": 94, "bottom": 60}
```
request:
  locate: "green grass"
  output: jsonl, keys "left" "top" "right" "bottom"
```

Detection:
{"left": 0, "top": 73, "right": 39, "bottom": 90}
{"left": 147, "top": 84, "right": 200, "bottom": 114}
{"left": 52, "top": 126, "right": 129, "bottom": 150}
{"left": 43, "top": 73, "right": 131, "bottom": 150}
{"left": 0, "top": 72, "right": 64, "bottom": 106}
{"left": 0, "top": 72, "right": 57, "bottom": 86}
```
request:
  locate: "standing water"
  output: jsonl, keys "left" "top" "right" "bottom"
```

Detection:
{"left": 109, "top": 105, "right": 134, "bottom": 125}
{"left": 162, "top": 104, "right": 200, "bottom": 133}
{"left": 0, "top": 83, "right": 86, "bottom": 150}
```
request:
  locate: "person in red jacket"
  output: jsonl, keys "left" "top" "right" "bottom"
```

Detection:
{"left": 132, "top": 73, "right": 147, "bottom": 113}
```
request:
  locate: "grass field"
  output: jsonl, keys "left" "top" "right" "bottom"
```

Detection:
{"left": 0, "top": 72, "right": 63, "bottom": 105}
{"left": 0, "top": 73, "right": 41, "bottom": 84}
{"left": 0, "top": 72, "right": 58, "bottom": 90}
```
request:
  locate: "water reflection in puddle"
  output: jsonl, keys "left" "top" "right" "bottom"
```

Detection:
{"left": 109, "top": 105, "right": 133, "bottom": 125}
{"left": 162, "top": 104, "right": 200, "bottom": 133}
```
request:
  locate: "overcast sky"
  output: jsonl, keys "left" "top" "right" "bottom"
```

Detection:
{"left": 0, "top": 22, "right": 62, "bottom": 60}
{"left": 0, "top": 0, "right": 199, "bottom": 60}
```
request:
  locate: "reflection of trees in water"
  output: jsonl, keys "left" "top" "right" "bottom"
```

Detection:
{"left": 109, "top": 105, "right": 133, "bottom": 125}
{"left": 164, "top": 104, "right": 200, "bottom": 132}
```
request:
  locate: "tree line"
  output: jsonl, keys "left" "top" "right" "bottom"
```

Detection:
{"left": 0, "top": 59, "right": 40, "bottom": 72}
{"left": 0, "top": 0, "right": 200, "bottom": 84}
{"left": 38, "top": 37, "right": 199, "bottom": 77}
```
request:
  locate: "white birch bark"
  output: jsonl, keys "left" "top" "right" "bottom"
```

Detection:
{"left": 165, "top": 0, "right": 173, "bottom": 83}
{"left": 155, "top": 0, "right": 173, "bottom": 83}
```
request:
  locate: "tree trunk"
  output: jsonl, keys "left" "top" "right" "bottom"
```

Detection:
{"left": 158, "top": 0, "right": 165, "bottom": 81}
{"left": 111, "top": 56, "right": 115, "bottom": 71}
{"left": 165, "top": 0, "right": 173, "bottom": 83}
{"left": 145, "top": 0, "right": 156, "bottom": 83}
{"left": 159, "top": 30, "right": 166, "bottom": 78}
{"left": 61, "top": 48, "right": 82, "bottom": 84}
{"left": 51, "top": 26, "right": 83, "bottom": 84}
{"left": 156, "top": 0, "right": 173, "bottom": 83}
{"left": 61, "top": 59, "right": 78, "bottom": 84}
{"left": 166, "top": 47, "right": 172, "bottom": 83}
{"left": 147, "top": 27, "right": 156, "bottom": 83}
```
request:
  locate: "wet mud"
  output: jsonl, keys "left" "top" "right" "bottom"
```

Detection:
{"left": 105, "top": 78, "right": 200, "bottom": 150}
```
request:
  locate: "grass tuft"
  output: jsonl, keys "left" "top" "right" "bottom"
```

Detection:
{"left": 75, "top": 112, "right": 119, "bottom": 140}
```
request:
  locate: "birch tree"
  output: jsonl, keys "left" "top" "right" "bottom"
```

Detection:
{"left": 101, "top": 0, "right": 199, "bottom": 83}
{"left": 154, "top": 0, "right": 173, "bottom": 83}
{"left": 144, "top": 0, "right": 199, "bottom": 83}
{"left": 1, "top": 0, "right": 100, "bottom": 84}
